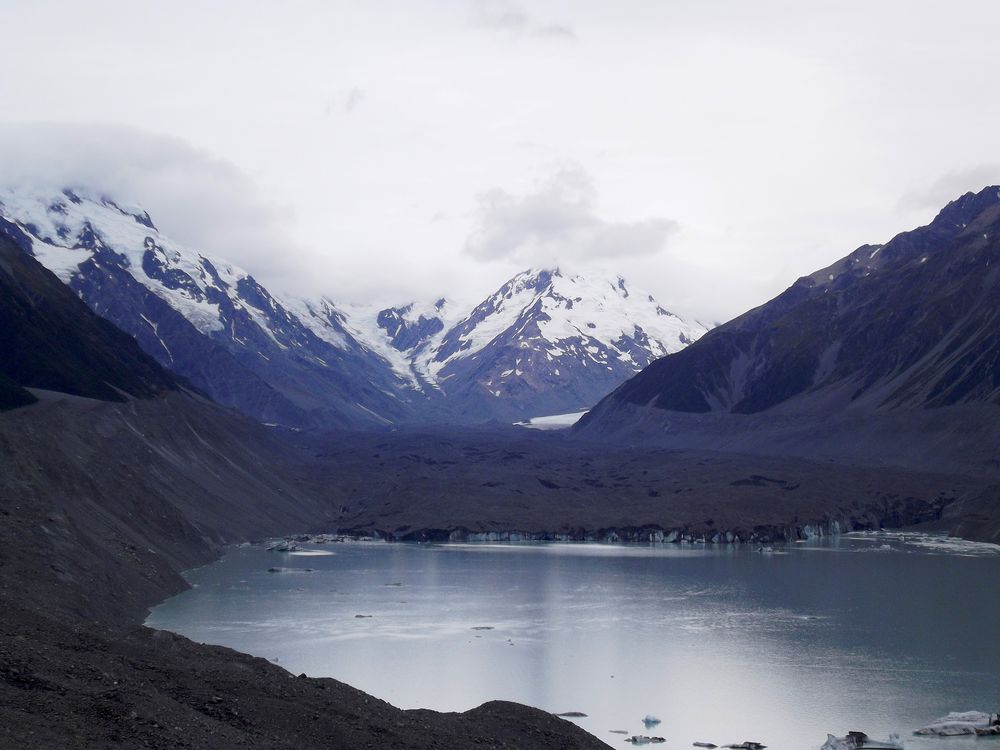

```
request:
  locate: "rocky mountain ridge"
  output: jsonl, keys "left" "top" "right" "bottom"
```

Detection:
{"left": 578, "top": 186, "right": 1000, "bottom": 445}
{"left": 347, "top": 267, "right": 707, "bottom": 419}
{"left": 0, "top": 186, "right": 705, "bottom": 426}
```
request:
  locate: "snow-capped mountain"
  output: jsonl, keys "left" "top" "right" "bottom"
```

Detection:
{"left": 0, "top": 186, "right": 418, "bottom": 427}
{"left": 345, "top": 268, "right": 709, "bottom": 419}
{"left": 0, "top": 186, "right": 707, "bottom": 426}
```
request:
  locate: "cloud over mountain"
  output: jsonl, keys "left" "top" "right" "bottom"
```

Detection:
{"left": 0, "top": 122, "right": 303, "bottom": 290}
{"left": 464, "top": 164, "right": 678, "bottom": 265}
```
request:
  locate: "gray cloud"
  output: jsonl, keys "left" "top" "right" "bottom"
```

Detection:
{"left": 464, "top": 165, "right": 679, "bottom": 264}
{"left": 900, "top": 165, "right": 1000, "bottom": 212}
{"left": 324, "top": 88, "right": 366, "bottom": 116}
{"left": 470, "top": 0, "right": 576, "bottom": 40}
{"left": 534, "top": 24, "right": 576, "bottom": 40}
{"left": 344, "top": 88, "right": 366, "bottom": 114}
{"left": 0, "top": 122, "right": 305, "bottom": 289}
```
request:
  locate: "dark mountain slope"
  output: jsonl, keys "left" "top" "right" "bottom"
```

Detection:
{"left": 0, "top": 371, "right": 35, "bottom": 409}
{"left": 0, "top": 233, "right": 181, "bottom": 406}
{"left": 0, "top": 393, "right": 328, "bottom": 623}
{"left": 581, "top": 187, "right": 1000, "bottom": 424}
{"left": 574, "top": 189, "right": 1000, "bottom": 541}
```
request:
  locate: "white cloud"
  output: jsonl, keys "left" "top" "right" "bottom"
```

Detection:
{"left": 470, "top": 0, "right": 576, "bottom": 40}
{"left": 899, "top": 166, "right": 1000, "bottom": 212}
{"left": 464, "top": 165, "right": 679, "bottom": 264}
{"left": 344, "top": 88, "right": 366, "bottom": 114}
{"left": 3, "top": 2, "right": 1000, "bottom": 322}
{"left": 323, "top": 88, "right": 367, "bottom": 117}
{"left": 0, "top": 122, "right": 305, "bottom": 290}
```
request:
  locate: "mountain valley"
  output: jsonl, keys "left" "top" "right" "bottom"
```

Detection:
{"left": 2, "top": 187, "right": 1000, "bottom": 748}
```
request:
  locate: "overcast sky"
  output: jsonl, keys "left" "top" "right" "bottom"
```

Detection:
{"left": 2, "top": 0, "right": 999, "bottom": 322}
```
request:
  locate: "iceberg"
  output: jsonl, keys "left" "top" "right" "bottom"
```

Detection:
{"left": 820, "top": 731, "right": 902, "bottom": 749}
{"left": 914, "top": 711, "right": 997, "bottom": 736}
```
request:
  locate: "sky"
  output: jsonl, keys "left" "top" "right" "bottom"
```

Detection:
{"left": 2, "top": 0, "right": 1000, "bottom": 323}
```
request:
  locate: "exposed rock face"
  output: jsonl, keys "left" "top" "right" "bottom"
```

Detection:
{"left": 581, "top": 187, "right": 1000, "bottom": 425}
{"left": 376, "top": 300, "right": 446, "bottom": 351}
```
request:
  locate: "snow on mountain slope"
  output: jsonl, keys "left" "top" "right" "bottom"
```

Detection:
{"left": 2, "top": 187, "right": 229, "bottom": 333}
{"left": 425, "top": 268, "right": 708, "bottom": 417}
{"left": 0, "top": 186, "right": 417, "bottom": 427}
{"left": 341, "top": 268, "right": 708, "bottom": 419}
{"left": 0, "top": 186, "right": 706, "bottom": 425}
{"left": 278, "top": 295, "right": 352, "bottom": 350}
{"left": 426, "top": 268, "right": 704, "bottom": 376}
{"left": 340, "top": 297, "right": 464, "bottom": 389}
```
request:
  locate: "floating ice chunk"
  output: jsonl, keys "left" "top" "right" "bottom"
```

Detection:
{"left": 821, "top": 731, "right": 902, "bottom": 749}
{"left": 915, "top": 711, "right": 994, "bottom": 736}
{"left": 642, "top": 715, "right": 661, "bottom": 728}
{"left": 821, "top": 737, "right": 846, "bottom": 750}
{"left": 267, "top": 567, "right": 315, "bottom": 573}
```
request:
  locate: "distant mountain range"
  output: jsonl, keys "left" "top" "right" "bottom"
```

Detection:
{"left": 580, "top": 186, "right": 1000, "bottom": 430}
{"left": 0, "top": 187, "right": 706, "bottom": 427}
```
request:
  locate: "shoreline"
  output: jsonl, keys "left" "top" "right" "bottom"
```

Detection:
{"left": 254, "top": 510, "right": 1000, "bottom": 548}
{"left": 146, "top": 530, "right": 1000, "bottom": 749}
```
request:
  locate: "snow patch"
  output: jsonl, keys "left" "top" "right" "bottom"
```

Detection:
{"left": 513, "top": 411, "right": 588, "bottom": 430}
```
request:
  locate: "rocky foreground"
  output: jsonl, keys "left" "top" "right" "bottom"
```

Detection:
{"left": 0, "top": 394, "right": 604, "bottom": 749}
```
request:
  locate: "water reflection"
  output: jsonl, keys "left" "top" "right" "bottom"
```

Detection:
{"left": 148, "top": 535, "right": 1000, "bottom": 749}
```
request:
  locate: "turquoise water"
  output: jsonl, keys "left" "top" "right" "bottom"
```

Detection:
{"left": 148, "top": 533, "right": 1000, "bottom": 748}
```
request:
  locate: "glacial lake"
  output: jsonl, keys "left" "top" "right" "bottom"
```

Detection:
{"left": 147, "top": 534, "right": 1000, "bottom": 749}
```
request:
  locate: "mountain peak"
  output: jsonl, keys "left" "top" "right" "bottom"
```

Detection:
{"left": 582, "top": 186, "right": 1000, "bottom": 428}
{"left": 929, "top": 185, "right": 1000, "bottom": 232}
